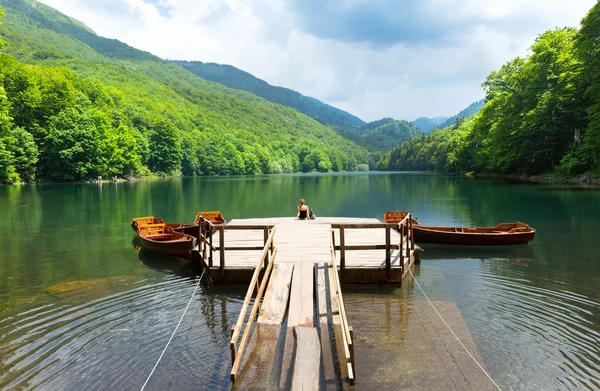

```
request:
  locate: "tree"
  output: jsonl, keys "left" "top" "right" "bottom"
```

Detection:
{"left": 148, "top": 117, "right": 182, "bottom": 174}
{"left": 3, "top": 127, "right": 38, "bottom": 182}
{"left": 43, "top": 107, "right": 114, "bottom": 180}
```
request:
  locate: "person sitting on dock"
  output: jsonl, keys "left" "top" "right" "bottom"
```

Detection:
{"left": 297, "top": 199, "right": 309, "bottom": 220}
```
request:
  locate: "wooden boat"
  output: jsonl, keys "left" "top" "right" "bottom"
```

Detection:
{"left": 131, "top": 216, "right": 188, "bottom": 233}
{"left": 193, "top": 211, "right": 226, "bottom": 226}
{"left": 136, "top": 223, "right": 195, "bottom": 259}
{"left": 383, "top": 211, "right": 536, "bottom": 245}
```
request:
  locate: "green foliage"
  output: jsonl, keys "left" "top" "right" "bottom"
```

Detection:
{"left": 172, "top": 60, "right": 365, "bottom": 134}
{"left": 148, "top": 117, "right": 182, "bottom": 175}
{"left": 341, "top": 118, "right": 424, "bottom": 153}
{"left": 379, "top": 21, "right": 599, "bottom": 178}
{"left": 0, "top": 137, "right": 19, "bottom": 182}
{"left": 3, "top": 126, "right": 37, "bottom": 181}
{"left": 43, "top": 107, "right": 114, "bottom": 180}
{"left": 0, "top": 0, "right": 373, "bottom": 183}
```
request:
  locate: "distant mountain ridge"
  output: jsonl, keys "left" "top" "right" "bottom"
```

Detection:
{"left": 438, "top": 99, "right": 485, "bottom": 129}
{"left": 411, "top": 116, "right": 449, "bottom": 133}
{"left": 342, "top": 118, "right": 424, "bottom": 153}
{"left": 171, "top": 60, "right": 365, "bottom": 132}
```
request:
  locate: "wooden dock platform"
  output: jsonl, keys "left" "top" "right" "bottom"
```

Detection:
{"left": 200, "top": 217, "right": 420, "bottom": 284}
{"left": 188, "top": 216, "right": 419, "bottom": 388}
{"left": 188, "top": 215, "right": 495, "bottom": 390}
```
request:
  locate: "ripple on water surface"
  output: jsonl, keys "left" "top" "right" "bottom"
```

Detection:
{"left": 410, "top": 258, "right": 600, "bottom": 391}
{"left": 0, "top": 275, "right": 245, "bottom": 391}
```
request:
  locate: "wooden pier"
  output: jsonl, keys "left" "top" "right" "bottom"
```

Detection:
{"left": 190, "top": 215, "right": 419, "bottom": 388}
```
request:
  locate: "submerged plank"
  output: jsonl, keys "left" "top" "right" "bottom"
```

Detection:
{"left": 287, "top": 262, "right": 315, "bottom": 327}
{"left": 291, "top": 327, "right": 321, "bottom": 391}
{"left": 258, "top": 263, "right": 295, "bottom": 324}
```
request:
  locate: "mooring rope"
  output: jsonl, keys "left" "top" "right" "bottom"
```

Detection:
{"left": 140, "top": 269, "right": 206, "bottom": 391}
{"left": 409, "top": 269, "right": 503, "bottom": 391}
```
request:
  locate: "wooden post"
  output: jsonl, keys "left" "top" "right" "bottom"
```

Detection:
{"left": 219, "top": 226, "right": 225, "bottom": 276}
{"left": 385, "top": 225, "right": 391, "bottom": 280}
{"left": 410, "top": 217, "right": 415, "bottom": 251}
{"left": 349, "top": 326, "right": 355, "bottom": 378}
{"left": 331, "top": 230, "right": 336, "bottom": 259}
{"left": 264, "top": 227, "right": 269, "bottom": 270}
{"left": 339, "top": 226, "right": 346, "bottom": 277}
{"left": 400, "top": 223, "right": 405, "bottom": 273}
{"left": 209, "top": 226, "right": 214, "bottom": 268}
{"left": 202, "top": 223, "right": 207, "bottom": 261}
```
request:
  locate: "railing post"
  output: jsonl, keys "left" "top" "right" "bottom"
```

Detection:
{"left": 410, "top": 216, "right": 415, "bottom": 251}
{"left": 385, "top": 225, "right": 391, "bottom": 280}
{"left": 209, "top": 225, "right": 214, "bottom": 268}
{"left": 340, "top": 226, "right": 346, "bottom": 277}
{"left": 263, "top": 227, "right": 269, "bottom": 270}
{"left": 202, "top": 222, "right": 207, "bottom": 261}
{"left": 220, "top": 225, "right": 225, "bottom": 276}
{"left": 400, "top": 223, "right": 405, "bottom": 273}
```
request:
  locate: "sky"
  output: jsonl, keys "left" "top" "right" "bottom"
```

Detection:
{"left": 38, "top": 0, "right": 597, "bottom": 122}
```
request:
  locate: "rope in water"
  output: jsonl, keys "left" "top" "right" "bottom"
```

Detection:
{"left": 140, "top": 269, "right": 205, "bottom": 391}
{"left": 409, "top": 269, "right": 503, "bottom": 391}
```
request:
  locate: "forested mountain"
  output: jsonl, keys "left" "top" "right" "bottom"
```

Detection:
{"left": 378, "top": 3, "right": 600, "bottom": 178}
{"left": 172, "top": 60, "right": 365, "bottom": 133}
{"left": 437, "top": 99, "right": 485, "bottom": 129}
{"left": 411, "top": 116, "right": 448, "bottom": 133}
{"left": 0, "top": 0, "right": 371, "bottom": 183}
{"left": 342, "top": 118, "right": 423, "bottom": 154}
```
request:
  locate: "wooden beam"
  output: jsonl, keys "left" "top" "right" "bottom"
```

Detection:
{"left": 385, "top": 225, "right": 391, "bottom": 280}
{"left": 334, "top": 244, "right": 398, "bottom": 251}
{"left": 331, "top": 223, "right": 394, "bottom": 229}
{"left": 287, "top": 262, "right": 314, "bottom": 327}
{"left": 340, "top": 226, "right": 345, "bottom": 277}
{"left": 224, "top": 225, "right": 275, "bottom": 230}
{"left": 231, "top": 249, "right": 277, "bottom": 381}
{"left": 219, "top": 226, "right": 225, "bottom": 276}
{"left": 291, "top": 327, "right": 321, "bottom": 391}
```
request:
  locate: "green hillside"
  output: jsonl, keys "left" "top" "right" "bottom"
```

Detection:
{"left": 340, "top": 118, "right": 423, "bottom": 154}
{"left": 378, "top": 5, "right": 600, "bottom": 179}
{"left": 172, "top": 60, "right": 365, "bottom": 133}
{"left": 437, "top": 99, "right": 485, "bottom": 129}
{"left": 0, "top": 0, "right": 371, "bottom": 183}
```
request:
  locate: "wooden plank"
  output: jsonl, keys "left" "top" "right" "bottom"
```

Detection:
{"left": 287, "top": 262, "right": 314, "bottom": 327}
{"left": 340, "top": 226, "right": 346, "bottom": 275}
{"left": 231, "top": 249, "right": 277, "bottom": 381}
{"left": 219, "top": 226, "right": 225, "bottom": 276}
{"left": 291, "top": 327, "right": 321, "bottom": 391}
{"left": 258, "top": 263, "right": 295, "bottom": 324}
{"left": 331, "top": 223, "right": 391, "bottom": 229}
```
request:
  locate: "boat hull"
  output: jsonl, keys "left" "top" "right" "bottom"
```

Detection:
{"left": 137, "top": 234, "right": 195, "bottom": 259}
{"left": 413, "top": 226, "right": 536, "bottom": 245}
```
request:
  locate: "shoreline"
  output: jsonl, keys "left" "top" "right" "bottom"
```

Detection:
{"left": 470, "top": 172, "right": 600, "bottom": 185}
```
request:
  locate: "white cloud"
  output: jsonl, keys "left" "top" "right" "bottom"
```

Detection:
{"left": 38, "top": 0, "right": 597, "bottom": 122}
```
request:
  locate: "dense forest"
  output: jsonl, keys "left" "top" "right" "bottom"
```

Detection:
{"left": 379, "top": 4, "right": 600, "bottom": 178}
{"left": 172, "top": 60, "right": 365, "bottom": 133}
{"left": 0, "top": 0, "right": 373, "bottom": 184}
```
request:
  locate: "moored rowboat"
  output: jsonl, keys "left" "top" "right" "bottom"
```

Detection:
{"left": 193, "top": 211, "right": 226, "bottom": 226}
{"left": 136, "top": 223, "right": 195, "bottom": 259}
{"left": 130, "top": 216, "right": 189, "bottom": 233}
{"left": 383, "top": 211, "right": 536, "bottom": 245}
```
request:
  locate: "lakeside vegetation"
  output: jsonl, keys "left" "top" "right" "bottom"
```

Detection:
{"left": 378, "top": 3, "right": 600, "bottom": 179}
{"left": 0, "top": 0, "right": 372, "bottom": 184}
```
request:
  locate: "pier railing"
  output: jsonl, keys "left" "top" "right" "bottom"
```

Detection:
{"left": 196, "top": 218, "right": 275, "bottom": 276}
{"left": 329, "top": 231, "right": 355, "bottom": 384}
{"left": 331, "top": 214, "right": 415, "bottom": 279}
{"left": 229, "top": 227, "right": 277, "bottom": 382}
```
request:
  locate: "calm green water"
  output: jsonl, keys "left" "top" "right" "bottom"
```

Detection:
{"left": 0, "top": 172, "right": 599, "bottom": 390}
